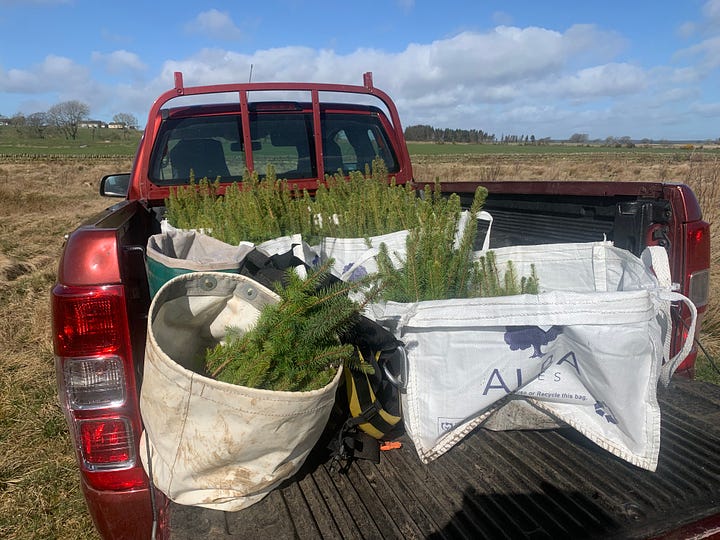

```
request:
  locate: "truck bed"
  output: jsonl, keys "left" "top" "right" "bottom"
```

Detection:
{"left": 164, "top": 377, "right": 720, "bottom": 539}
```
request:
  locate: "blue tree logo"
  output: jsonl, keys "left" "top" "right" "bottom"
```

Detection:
{"left": 504, "top": 326, "right": 562, "bottom": 358}
{"left": 342, "top": 262, "right": 368, "bottom": 282}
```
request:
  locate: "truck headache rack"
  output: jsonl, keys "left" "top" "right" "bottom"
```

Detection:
{"left": 134, "top": 72, "right": 412, "bottom": 201}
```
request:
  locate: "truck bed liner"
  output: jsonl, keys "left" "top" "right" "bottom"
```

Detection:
{"left": 165, "top": 377, "right": 720, "bottom": 539}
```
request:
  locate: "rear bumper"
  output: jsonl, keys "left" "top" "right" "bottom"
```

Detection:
{"left": 81, "top": 478, "right": 160, "bottom": 539}
{"left": 650, "top": 512, "right": 720, "bottom": 539}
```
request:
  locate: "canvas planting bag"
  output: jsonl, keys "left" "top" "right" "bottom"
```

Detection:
{"left": 369, "top": 242, "right": 696, "bottom": 471}
{"left": 147, "top": 221, "right": 319, "bottom": 296}
{"left": 140, "top": 272, "right": 342, "bottom": 511}
{"left": 146, "top": 226, "right": 254, "bottom": 297}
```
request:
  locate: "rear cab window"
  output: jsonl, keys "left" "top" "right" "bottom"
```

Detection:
{"left": 149, "top": 105, "right": 399, "bottom": 185}
{"left": 321, "top": 112, "right": 399, "bottom": 175}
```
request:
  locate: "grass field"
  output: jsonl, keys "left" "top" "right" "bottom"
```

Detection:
{"left": 0, "top": 148, "right": 719, "bottom": 539}
{"left": 407, "top": 141, "right": 720, "bottom": 156}
{"left": 0, "top": 126, "right": 142, "bottom": 156}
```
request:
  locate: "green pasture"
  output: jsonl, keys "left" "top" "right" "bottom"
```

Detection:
{"left": 0, "top": 126, "right": 142, "bottom": 156}
{"left": 2, "top": 125, "right": 720, "bottom": 159}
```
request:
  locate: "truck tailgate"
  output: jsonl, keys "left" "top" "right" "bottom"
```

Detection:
{"left": 164, "top": 377, "right": 720, "bottom": 539}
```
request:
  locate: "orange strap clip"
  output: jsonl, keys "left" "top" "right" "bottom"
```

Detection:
{"left": 379, "top": 441, "right": 402, "bottom": 451}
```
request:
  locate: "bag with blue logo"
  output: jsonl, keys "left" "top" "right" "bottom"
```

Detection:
{"left": 367, "top": 242, "right": 696, "bottom": 471}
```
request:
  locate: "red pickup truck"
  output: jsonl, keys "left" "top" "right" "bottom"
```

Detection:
{"left": 52, "top": 73, "right": 719, "bottom": 539}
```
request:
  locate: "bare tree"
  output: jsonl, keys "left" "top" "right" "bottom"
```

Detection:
{"left": 9, "top": 113, "right": 26, "bottom": 127}
{"left": 112, "top": 112, "right": 139, "bottom": 130}
{"left": 47, "top": 100, "right": 90, "bottom": 140}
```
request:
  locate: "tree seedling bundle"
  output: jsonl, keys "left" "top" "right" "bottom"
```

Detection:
{"left": 165, "top": 161, "right": 539, "bottom": 391}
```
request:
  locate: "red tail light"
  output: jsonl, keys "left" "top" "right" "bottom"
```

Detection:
{"left": 79, "top": 417, "right": 135, "bottom": 468}
{"left": 685, "top": 222, "right": 710, "bottom": 308}
{"left": 674, "top": 219, "right": 710, "bottom": 377}
{"left": 53, "top": 284, "right": 147, "bottom": 492}
{"left": 53, "top": 287, "right": 126, "bottom": 356}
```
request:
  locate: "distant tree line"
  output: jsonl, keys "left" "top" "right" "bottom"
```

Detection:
{"left": 404, "top": 124, "right": 497, "bottom": 143}
{"left": 404, "top": 124, "right": 547, "bottom": 145}
{"left": 0, "top": 101, "right": 138, "bottom": 140}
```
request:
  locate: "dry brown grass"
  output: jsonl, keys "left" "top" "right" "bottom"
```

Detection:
{"left": 0, "top": 152, "right": 718, "bottom": 538}
{"left": 411, "top": 151, "right": 710, "bottom": 184}
{"left": 0, "top": 157, "right": 131, "bottom": 540}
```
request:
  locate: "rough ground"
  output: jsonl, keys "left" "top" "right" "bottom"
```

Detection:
{"left": 0, "top": 153, "right": 718, "bottom": 539}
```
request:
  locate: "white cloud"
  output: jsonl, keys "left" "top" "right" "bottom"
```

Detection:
{"left": 492, "top": 11, "right": 513, "bottom": 26}
{"left": 676, "top": 35, "right": 720, "bottom": 70}
{"left": 691, "top": 101, "right": 720, "bottom": 116}
{"left": 703, "top": 0, "right": 720, "bottom": 23}
{"left": 0, "top": 55, "right": 118, "bottom": 119}
{"left": 143, "top": 25, "right": 651, "bottom": 136}
{"left": 656, "top": 87, "right": 700, "bottom": 104}
{"left": 679, "top": 0, "right": 720, "bottom": 39}
{"left": 91, "top": 50, "right": 147, "bottom": 75}
{"left": 0, "top": 55, "right": 89, "bottom": 93}
{"left": 677, "top": 21, "right": 697, "bottom": 39}
{"left": 186, "top": 9, "right": 243, "bottom": 41}
{"left": 1, "top": 21, "right": 707, "bottom": 138}
{"left": 558, "top": 63, "right": 647, "bottom": 99}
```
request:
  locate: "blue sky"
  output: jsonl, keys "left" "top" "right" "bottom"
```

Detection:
{"left": 1, "top": 0, "right": 720, "bottom": 140}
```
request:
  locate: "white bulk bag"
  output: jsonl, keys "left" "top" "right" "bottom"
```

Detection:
{"left": 321, "top": 211, "right": 493, "bottom": 281}
{"left": 369, "top": 242, "right": 695, "bottom": 471}
{"left": 257, "top": 233, "right": 319, "bottom": 279}
{"left": 140, "top": 272, "right": 342, "bottom": 511}
{"left": 320, "top": 229, "right": 409, "bottom": 281}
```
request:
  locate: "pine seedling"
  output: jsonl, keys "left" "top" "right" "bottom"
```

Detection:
{"left": 165, "top": 175, "right": 219, "bottom": 232}
{"left": 312, "top": 158, "right": 419, "bottom": 238}
{"left": 472, "top": 253, "right": 540, "bottom": 297}
{"left": 165, "top": 157, "right": 420, "bottom": 244}
{"left": 446, "top": 186, "right": 488, "bottom": 296}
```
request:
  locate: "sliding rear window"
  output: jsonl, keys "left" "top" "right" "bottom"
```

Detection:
{"left": 321, "top": 112, "right": 399, "bottom": 175}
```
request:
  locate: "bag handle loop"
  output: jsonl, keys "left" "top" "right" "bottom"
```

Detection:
{"left": 657, "top": 290, "right": 697, "bottom": 386}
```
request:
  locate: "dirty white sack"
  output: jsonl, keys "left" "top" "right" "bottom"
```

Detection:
{"left": 139, "top": 272, "right": 341, "bottom": 511}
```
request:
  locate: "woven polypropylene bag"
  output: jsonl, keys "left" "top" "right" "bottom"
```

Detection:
{"left": 320, "top": 210, "right": 493, "bottom": 281}
{"left": 368, "top": 243, "right": 695, "bottom": 471}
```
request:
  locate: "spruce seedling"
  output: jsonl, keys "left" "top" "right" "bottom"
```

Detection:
{"left": 376, "top": 184, "right": 540, "bottom": 301}
{"left": 204, "top": 262, "right": 378, "bottom": 391}
{"left": 164, "top": 158, "right": 421, "bottom": 245}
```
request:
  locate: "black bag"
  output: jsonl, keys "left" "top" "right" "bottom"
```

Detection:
{"left": 342, "top": 317, "right": 404, "bottom": 440}
{"left": 240, "top": 247, "right": 405, "bottom": 464}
